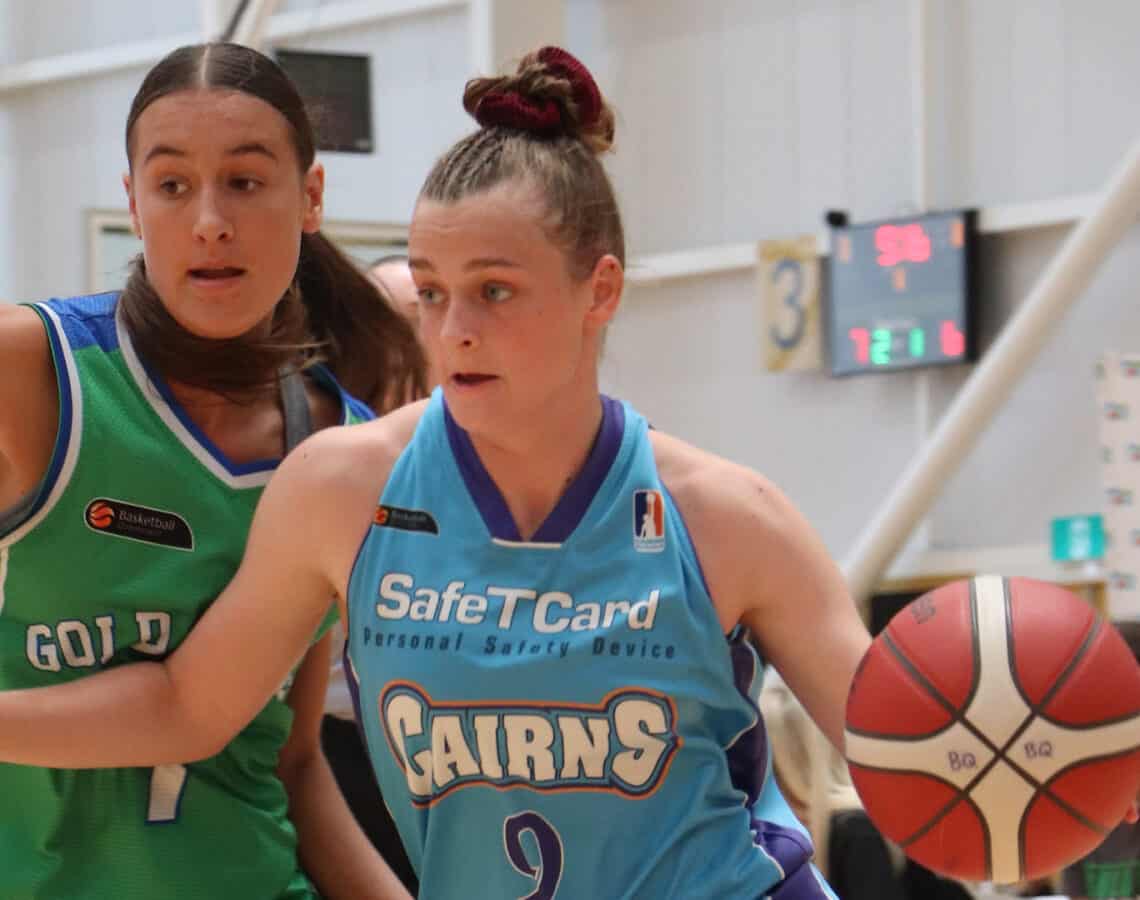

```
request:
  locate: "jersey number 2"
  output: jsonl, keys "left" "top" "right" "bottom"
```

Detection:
{"left": 504, "top": 811, "right": 564, "bottom": 899}
{"left": 147, "top": 764, "right": 189, "bottom": 823}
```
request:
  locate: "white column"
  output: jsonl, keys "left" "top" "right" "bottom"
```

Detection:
{"left": 0, "top": 106, "right": 16, "bottom": 301}
{"left": 200, "top": 0, "right": 239, "bottom": 41}
{"left": 232, "top": 0, "right": 285, "bottom": 50}
{"left": 469, "top": 0, "right": 565, "bottom": 76}
{"left": 844, "top": 134, "right": 1140, "bottom": 603}
{"left": 0, "top": 4, "right": 14, "bottom": 300}
{"left": 909, "top": 0, "right": 935, "bottom": 553}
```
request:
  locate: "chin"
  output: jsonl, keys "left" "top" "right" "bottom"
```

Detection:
{"left": 167, "top": 305, "right": 276, "bottom": 343}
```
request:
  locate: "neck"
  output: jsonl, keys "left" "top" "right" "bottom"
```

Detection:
{"left": 166, "top": 377, "right": 279, "bottom": 431}
{"left": 465, "top": 387, "right": 605, "bottom": 541}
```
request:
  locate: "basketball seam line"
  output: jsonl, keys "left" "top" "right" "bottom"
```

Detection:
{"left": 999, "top": 606, "right": 1112, "bottom": 873}
{"left": 1001, "top": 583, "right": 1100, "bottom": 873}
{"left": 879, "top": 626, "right": 993, "bottom": 875}
{"left": 880, "top": 631, "right": 1003, "bottom": 756}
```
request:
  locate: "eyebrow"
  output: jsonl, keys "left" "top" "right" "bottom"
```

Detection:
{"left": 142, "top": 141, "right": 280, "bottom": 165}
{"left": 408, "top": 256, "right": 521, "bottom": 272}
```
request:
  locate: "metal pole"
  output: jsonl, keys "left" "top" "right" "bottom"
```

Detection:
{"left": 844, "top": 135, "right": 1140, "bottom": 602}
{"left": 910, "top": 0, "right": 933, "bottom": 552}
{"left": 232, "top": 0, "right": 283, "bottom": 50}
{"left": 200, "top": 0, "right": 225, "bottom": 40}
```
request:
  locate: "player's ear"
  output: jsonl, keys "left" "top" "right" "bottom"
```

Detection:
{"left": 584, "top": 254, "right": 623, "bottom": 330}
{"left": 124, "top": 173, "right": 142, "bottom": 239}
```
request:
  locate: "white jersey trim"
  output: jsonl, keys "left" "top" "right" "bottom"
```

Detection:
{"left": 491, "top": 537, "right": 564, "bottom": 550}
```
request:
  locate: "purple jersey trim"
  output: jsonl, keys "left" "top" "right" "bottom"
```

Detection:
{"left": 766, "top": 853, "right": 833, "bottom": 899}
{"left": 726, "top": 629, "right": 769, "bottom": 808}
{"left": 442, "top": 395, "right": 625, "bottom": 543}
{"left": 342, "top": 638, "right": 368, "bottom": 740}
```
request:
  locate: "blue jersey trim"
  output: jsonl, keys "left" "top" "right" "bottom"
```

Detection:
{"left": 40, "top": 293, "right": 121, "bottom": 352}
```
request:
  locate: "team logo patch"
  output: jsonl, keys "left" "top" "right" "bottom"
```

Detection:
{"left": 83, "top": 498, "right": 194, "bottom": 551}
{"left": 374, "top": 505, "right": 439, "bottom": 535}
{"left": 632, "top": 489, "right": 665, "bottom": 553}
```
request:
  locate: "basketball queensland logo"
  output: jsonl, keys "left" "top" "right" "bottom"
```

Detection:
{"left": 83, "top": 498, "right": 193, "bottom": 551}
{"left": 87, "top": 501, "right": 115, "bottom": 529}
{"left": 374, "top": 504, "right": 439, "bottom": 535}
{"left": 632, "top": 490, "right": 665, "bottom": 553}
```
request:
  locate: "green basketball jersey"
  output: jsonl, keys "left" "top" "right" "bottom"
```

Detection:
{"left": 0, "top": 293, "right": 372, "bottom": 900}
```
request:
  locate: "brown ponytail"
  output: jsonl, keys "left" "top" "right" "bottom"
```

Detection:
{"left": 295, "top": 231, "right": 427, "bottom": 412}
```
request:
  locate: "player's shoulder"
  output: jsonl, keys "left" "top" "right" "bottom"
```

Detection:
{"left": 284, "top": 398, "right": 429, "bottom": 493}
{"left": 648, "top": 429, "right": 818, "bottom": 613}
{"left": 0, "top": 304, "right": 56, "bottom": 480}
{"left": 260, "top": 400, "right": 430, "bottom": 573}
{"left": 0, "top": 302, "right": 51, "bottom": 365}
{"left": 648, "top": 428, "right": 788, "bottom": 533}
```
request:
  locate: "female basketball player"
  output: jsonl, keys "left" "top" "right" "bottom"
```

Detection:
{"left": 0, "top": 46, "right": 879, "bottom": 897}
{"left": 0, "top": 44, "right": 420, "bottom": 900}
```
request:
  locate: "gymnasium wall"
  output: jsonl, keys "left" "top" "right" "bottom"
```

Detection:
{"left": 572, "top": 0, "right": 1140, "bottom": 569}
{"left": 1, "top": 0, "right": 1138, "bottom": 574}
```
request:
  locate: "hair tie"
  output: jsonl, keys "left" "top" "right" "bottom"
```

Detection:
{"left": 474, "top": 90, "right": 562, "bottom": 134}
{"left": 535, "top": 46, "right": 601, "bottom": 129}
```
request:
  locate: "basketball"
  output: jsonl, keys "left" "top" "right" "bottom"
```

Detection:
{"left": 845, "top": 574, "right": 1140, "bottom": 884}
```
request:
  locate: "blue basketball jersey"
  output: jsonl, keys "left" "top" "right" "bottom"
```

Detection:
{"left": 346, "top": 392, "right": 836, "bottom": 899}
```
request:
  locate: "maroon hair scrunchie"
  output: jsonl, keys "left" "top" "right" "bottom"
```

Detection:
{"left": 473, "top": 46, "right": 602, "bottom": 136}
{"left": 474, "top": 90, "right": 562, "bottom": 134}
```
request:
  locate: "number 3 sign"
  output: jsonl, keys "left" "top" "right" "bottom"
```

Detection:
{"left": 757, "top": 236, "right": 822, "bottom": 373}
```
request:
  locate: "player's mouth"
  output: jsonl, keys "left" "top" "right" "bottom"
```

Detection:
{"left": 450, "top": 372, "right": 498, "bottom": 389}
{"left": 188, "top": 266, "right": 246, "bottom": 286}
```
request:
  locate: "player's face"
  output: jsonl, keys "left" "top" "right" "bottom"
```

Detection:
{"left": 409, "top": 181, "right": 621, "bottom": 434}
{"left": 123, "top": 89, "right": 324, "bottom": 341}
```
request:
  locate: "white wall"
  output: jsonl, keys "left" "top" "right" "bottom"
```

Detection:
{"left": 2, "top": 0, "right": 1137, "bottom": 574}
{"left": 0, "top": 1, "right": 199, "bottom": 63}
{"left": 577, "top": 0, "right": 1140, "bottom": 571}
{"left": 282, "top": 11, "right": 471, "bottom": 225}
{"left": 0, "top": 5, "right": 471, "bottom": 302}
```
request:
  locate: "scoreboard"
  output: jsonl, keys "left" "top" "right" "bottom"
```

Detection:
{"left": 827, "top": 210, "right": 977, "bottom": 376}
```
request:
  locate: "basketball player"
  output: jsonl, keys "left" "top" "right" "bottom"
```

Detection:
{"left": 0, "top": 43, "right": 421, "bottom": 900}
{"left": 1, "top": 46, "right": 886, "bottom": 896}
{"left": 368, "top": 254, "right": 419, "bottom": 325}
{"left": 368, "top": 253, "right": 441, "bottom": 390}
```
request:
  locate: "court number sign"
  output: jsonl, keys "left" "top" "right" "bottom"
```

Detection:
{"left": 757, "top": 236, "right": 822, "bottom": 373}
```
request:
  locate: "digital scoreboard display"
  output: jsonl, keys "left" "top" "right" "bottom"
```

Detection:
{"left": 827, "top": 210, "right": 977, "bottom": 376}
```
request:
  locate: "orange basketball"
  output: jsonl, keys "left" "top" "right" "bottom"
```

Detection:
{"left": 845, "top": 575, "right": 1140, "bottom": 883}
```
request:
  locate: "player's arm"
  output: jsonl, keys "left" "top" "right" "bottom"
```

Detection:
{"left": 655, "top": 433, "right": 870, "bottom": 751}
{"left": 277, "top": 634, "right": 413, "bottom": 900}
{"left": 0, "top": 426, "right": 375, "bottom": 767}
{"left": 0, "top": 304, "right": 58, "bottom": 510}
{"left": 732, "top": 477, "right": 870, "bottom": 752}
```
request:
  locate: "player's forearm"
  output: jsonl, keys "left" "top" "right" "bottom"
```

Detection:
{"left": 281, "top": 750, "right": 413, "bottom": 900}
{"left": 0, "top": 661, "right": 220, "bottom": 767}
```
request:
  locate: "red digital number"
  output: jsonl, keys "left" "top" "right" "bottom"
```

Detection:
{"left": 940, "top": 320, "right": 965, "bottom": 357}
{"left": 875, "top": 224, "right": 932, "bottom": 268}
{"left": 848, "top": 327, "right": 870, "bottom": 364}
